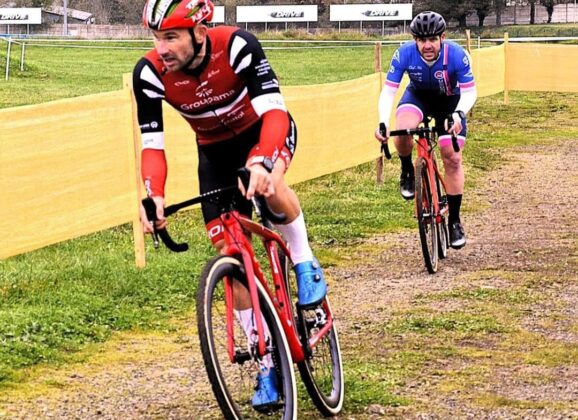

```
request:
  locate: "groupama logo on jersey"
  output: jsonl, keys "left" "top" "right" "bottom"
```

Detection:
{"left": 195, "top": 81, "right": 213, "bottom": 98}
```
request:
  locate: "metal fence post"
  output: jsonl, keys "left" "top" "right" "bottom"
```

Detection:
{"left": 5, "top": 37, "right": 12, "bottom": 81}
{"left": 20, "top": 41, "right": 26, "bottom": 72}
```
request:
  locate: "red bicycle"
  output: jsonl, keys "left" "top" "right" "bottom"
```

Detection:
{"left": 143, "top": 168, "right": 344, "bottom": 419}
{"left": 381, "top": 119, "right": 459, "bottom": 273}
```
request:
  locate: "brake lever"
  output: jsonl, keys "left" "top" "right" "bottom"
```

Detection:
{"left": 379, "top": 122, "right": 392, "bottom": 160}
{"left": 142, "top": 197, "right": 160, "bottom": 248}
{"left": 445, "top": 115, "right": 461, "bottom": 153}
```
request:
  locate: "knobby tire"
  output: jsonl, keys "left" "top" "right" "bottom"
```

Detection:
{"left": 415, "top": 157, "right": 439, "bottom": 274}
{"left": 278, "top": 249, "right": 345, "bottom": 417}
{"left": 433, "top": 159, "right": 449, "bottom": 260}
{"left": 197, "top": 255, "right": 297, "bottom": 420}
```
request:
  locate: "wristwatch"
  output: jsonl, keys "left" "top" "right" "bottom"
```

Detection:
{"left": 250, "top": 156, "right": 274, "bottom": 173}
{"left": 455, "top": 110, "right": 466, "bottom": 121}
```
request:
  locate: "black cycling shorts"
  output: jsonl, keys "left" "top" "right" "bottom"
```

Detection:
{"left": 198, "top": 115, "right": 297, "bottom": 243}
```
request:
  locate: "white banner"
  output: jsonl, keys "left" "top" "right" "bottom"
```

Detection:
{"left": 330, "top": 4, "right": 412, "bottom": 22}
{"left": 211, "top": 6, "right": 225, "bottom": 24}
{"left": 237, "top": 5, "right": 318, "bottom": 23}
{"left": 0, "top": 8, "right": 42, "bottom": 24}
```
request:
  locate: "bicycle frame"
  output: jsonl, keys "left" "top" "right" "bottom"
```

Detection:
{"left": 220, "top": 210, "right": 335, "bottom": 365}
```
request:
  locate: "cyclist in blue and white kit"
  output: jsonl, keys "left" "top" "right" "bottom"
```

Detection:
{"left": 375, "top": 11, "right": 477, "bottom": 248}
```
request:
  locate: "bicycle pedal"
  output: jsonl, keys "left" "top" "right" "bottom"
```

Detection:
{"left": 304, "top": 307, "right": 327, "bottom": 329}
{"left": 233, "top": 349, "right": 251, "bottom": 364}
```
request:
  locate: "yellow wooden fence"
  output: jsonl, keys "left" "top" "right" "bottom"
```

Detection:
{"left": 1, "top": 40, "right": 577, "bottom": 265}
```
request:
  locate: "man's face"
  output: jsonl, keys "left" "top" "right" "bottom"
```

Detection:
{"left": 152, "top": 28, "right": 195, "bottom": 72}
{"left": 415, "top": 33, "right": 445, "bottom": 61}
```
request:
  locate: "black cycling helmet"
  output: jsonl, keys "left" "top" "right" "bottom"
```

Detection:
{"left": 410, "top": 11, "right": 446, "bottom": 37}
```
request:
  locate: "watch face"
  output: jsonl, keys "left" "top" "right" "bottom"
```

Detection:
{"left": 262, "top": 157, "right": 274, "bottom": 173}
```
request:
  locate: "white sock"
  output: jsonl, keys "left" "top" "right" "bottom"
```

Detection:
{"left": 234, "top": 308, "right": 274, "bottom": 370}
{"left": 274, "top": 212, "right": 313, "bottom": 265}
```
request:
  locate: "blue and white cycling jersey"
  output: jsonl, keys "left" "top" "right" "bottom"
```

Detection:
{"left": 378, "top": 40, "right": 477, "bottom": 147}
{"left": 384, "top": 40, "right": 475, "bottom": 96}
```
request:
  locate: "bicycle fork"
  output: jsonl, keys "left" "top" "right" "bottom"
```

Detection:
{"left": 221, "top": 213, "right": 268, "bottom": 361}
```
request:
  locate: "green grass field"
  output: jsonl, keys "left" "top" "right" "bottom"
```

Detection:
{"left": 1, "top": 33, "right": 577, "bottom": 413}
{"left": 0, "top": 39, "right": 390, "bottom": 108}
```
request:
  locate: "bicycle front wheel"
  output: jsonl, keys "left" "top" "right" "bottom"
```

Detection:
{"left": 415, "top": 157, "right": 439, "bottom": 273}
{"left": 433, "top": 159, "right": 449, "bottom": 260}
{"left": 197, "top": 255, "right": 297, "bottom": 420}
{"left": 278, "top": 250, "right": 344, "bottom": 416}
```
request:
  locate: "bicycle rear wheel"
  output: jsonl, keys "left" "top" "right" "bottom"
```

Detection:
{"left": 415, "top": 157, "right": 439, "bottom": 273}
{"left": 197, "top": 255, "right": 297, "bottom": 420}
{"left": 278, "top": 250, "right": 344, "bottom": 417}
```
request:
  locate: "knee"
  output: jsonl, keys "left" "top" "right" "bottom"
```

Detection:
{"left": 442, "top": 153, "right": 462, "bottom": 173}
{"left": 395, "top": 112, "right": 421, "bottom": 130}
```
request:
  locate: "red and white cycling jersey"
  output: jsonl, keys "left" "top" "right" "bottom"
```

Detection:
{"left": 133, "top": 26, "right": 287, "bottom": 149}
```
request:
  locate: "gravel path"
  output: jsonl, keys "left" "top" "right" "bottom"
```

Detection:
{"left": 1, "top": 139, "right": 576, "bottom": 419}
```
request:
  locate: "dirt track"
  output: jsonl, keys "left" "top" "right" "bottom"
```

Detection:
{"left": 1, "top": 138, "right": 576, "bottom": 419}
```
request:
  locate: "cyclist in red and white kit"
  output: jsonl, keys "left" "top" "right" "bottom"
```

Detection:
{"left": 134, "top": 0, "right": 327, "bottom": 409}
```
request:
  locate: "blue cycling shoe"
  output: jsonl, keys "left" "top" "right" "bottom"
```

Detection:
{"left": 295, "top": 258, "right": 327, "bottom": 308}
{"left": 252, "top": 368, "right": 280, "bottom": 411}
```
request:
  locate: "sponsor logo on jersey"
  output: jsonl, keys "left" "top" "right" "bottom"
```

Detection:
{"left": 180, "top": 89, "right": 236, "bottom": 110}
{"left": 140, "top": 121, "right": 160, "bottom": 131}
{"left": 434, "top": 70, "right": 444, "bottom": 79}
{"left": 207, "top": 69, "right": 220, "bottom": 78}
{"left": 392, "top": 50, "right": 400, "bottom": 63}
{"left": 270, "top": 11, "right": 304, "bottom": 18}
{"left": 408, "top": 65, "right": 422, "bottom": 70}
{"left": 144, "top": 179, "right": 153, "bottom": 196}
{"left": 226, "top": 104, "right": 245, "bottom": 118}
{"left": 285, "top": 121, "right": 296, "bottom": 155}
{"left": 195, "top": 122, "right": 226, "bottom": 132}
{"left": 266, "top": 96, "right": 284, "bottom": 106}
{"left": 195, "top": 81, "right": 213, "bottom": 98}
{"left": 223, "top": 110, "right": 245, "bottom": 125}
{"left": 362, "top": 10, "right": 398, "bottom": 17}
{"left": 211, "top": 50, "right": 224, "bottom": 61}
{"left": 256, "top": 59, "right": 272, "bottom": 77}
{"left": 261, "top": 79, "right": 279, "bottom": 90}
{"left": 175, "top": 80, "right": 190, "bottom": 86}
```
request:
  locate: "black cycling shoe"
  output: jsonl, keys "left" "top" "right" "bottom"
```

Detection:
{"left": 400, "top": 172, "right": 415, "bottom": 200}
{"left": 449, "top": 222, "right": 466, "bottom": 249}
